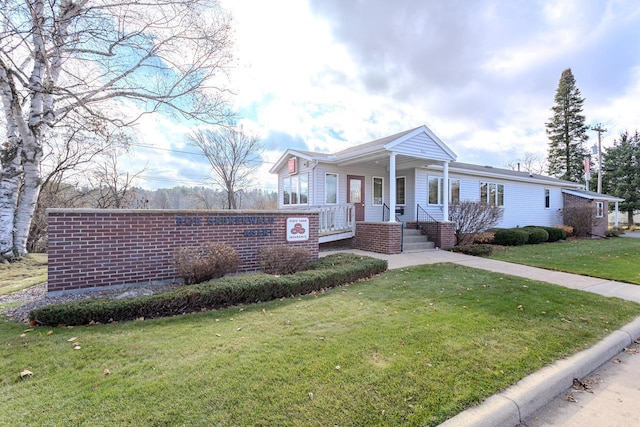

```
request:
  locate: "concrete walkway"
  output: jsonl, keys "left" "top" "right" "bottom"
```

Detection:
{"left": 327, "top": 248, "right": 640, "bottom": 426}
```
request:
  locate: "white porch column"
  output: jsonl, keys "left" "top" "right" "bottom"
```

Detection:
{"left": 443, "top": 161, "right": 449, "bottom": 221}
{"left": 615, "top": 201, "right": 619, "bottom": 227}
{"left": 389, "top": 152, "right": 397, "bottom": 222}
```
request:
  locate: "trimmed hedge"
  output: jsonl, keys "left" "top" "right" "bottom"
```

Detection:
{"left": 522, "top": 227, "right": 549, "bottom": 244}
{"left": 493, "top": 228, "right": 528, "bottom": 246}
{"left": 30, "top": 253, "right": 388, "bottom": 326}
{"left": 542, "top": 226, "right": 566, "bottom": 242}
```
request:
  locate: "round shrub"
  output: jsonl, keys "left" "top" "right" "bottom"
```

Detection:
{"left": 258, "top": 245, "right": 312, "bottom": 275}
{"left": 493, "top": 228, "right": 528, "bottom": 246}
{"left": 174, "top": 242, "right": 240, "bottom": 285}
{"left": 542, "top": 226, "right": 566, "bottom": 242}
{"left": 522, "top": 227, "right": 549, "bottom": 244}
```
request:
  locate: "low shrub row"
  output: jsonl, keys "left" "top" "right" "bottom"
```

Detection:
{"left": 451, "top": 244, "right": 494, "bottom": 256}
{"left": 29, "top": 253, "right": 388, "bottom": 326}
{"left": 493, "top": 226, "right": 567, "bottom": 246}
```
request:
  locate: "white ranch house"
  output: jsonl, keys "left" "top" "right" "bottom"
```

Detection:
{"left": 270, "top": 125, "right": 622, "bottom": 252}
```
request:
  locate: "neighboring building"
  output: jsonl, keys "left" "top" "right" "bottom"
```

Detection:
{"left": 269, "top": 125, "right": 623, "bottom": 251}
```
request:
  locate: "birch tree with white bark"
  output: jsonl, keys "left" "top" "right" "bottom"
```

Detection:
{"left": 0, "top": 0, "right": 234, "bottom": 260}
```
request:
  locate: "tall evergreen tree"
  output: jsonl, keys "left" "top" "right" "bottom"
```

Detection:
{"left": 546, "top": 68, "right": 589, "bottom": 182}
{"left": 602, "top": 131, "right": 640, "bottom": 225}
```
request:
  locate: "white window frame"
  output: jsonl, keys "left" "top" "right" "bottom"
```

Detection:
{"left": 428, "top": 176, "right": 442, "bottom": 205}
{"left": 282, "top": 173, "right": 309, "bottom": 206}
{"left": 595, "top": 201, "right": 604, "bottom": 218}
{"left": 372, "top": 176, "right": 384, "bottom": 206}
{"left": 429, "top": 176, "right": 461, "bottom": 205}
{"left": 544, "top": 188, "right": 550, "bottom": 209}
{"left": 449, "top": 178, "right": 460, "bottom": 204}
{"left": 325, "top": 173, "right": 338, "bottom": 205}
{"left": 396, "top": 176, "right": 406, "bottom": 206}
{"left": 480, "top": 181, "right": 505, "bottom": 207}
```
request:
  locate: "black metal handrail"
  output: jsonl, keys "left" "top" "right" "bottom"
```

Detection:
{"left": 383, "top": 203, "right": 403, "bottom": 222}
{"left": 416, "top": 204, "right": 439, "bottom": 246}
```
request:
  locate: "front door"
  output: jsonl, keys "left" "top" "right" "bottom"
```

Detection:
{"left": 347, "top": 175, "right": 365, "bottom": 221}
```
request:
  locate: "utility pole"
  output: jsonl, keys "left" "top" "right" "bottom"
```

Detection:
{"left": 591, "top": 124, "right": 607, "bottom": 193}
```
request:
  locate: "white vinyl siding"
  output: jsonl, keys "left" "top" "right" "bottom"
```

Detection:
{"left": 391, "top": 133, "right": 454, "bottom": 161}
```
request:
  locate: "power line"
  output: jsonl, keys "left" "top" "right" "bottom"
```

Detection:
{"left": 129, "top": 142, "right": 277, "bottom": 164}
{"left": 129, "top": 143, "right": 206, "bottom": 157}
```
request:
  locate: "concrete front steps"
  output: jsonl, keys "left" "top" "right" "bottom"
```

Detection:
{"left": 402, "top": 227, "right": 435, "bottom": 252}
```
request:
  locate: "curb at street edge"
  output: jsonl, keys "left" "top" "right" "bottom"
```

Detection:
{"left": 439, "top": 316, "right": 640, "bottom": 427}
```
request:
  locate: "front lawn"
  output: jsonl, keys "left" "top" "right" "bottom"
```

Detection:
{"left": 0, "top": 253, "right": 47, "bottom": 296}
{"left": 1, "top": 263, "right": 638, "bottom": 426}
{"left": 489, "top": 238, "right": 640, "bottom": 284}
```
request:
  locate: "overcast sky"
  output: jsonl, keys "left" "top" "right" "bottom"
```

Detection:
{"left": 129, "top": 0, "right": 640, "bottom": 191}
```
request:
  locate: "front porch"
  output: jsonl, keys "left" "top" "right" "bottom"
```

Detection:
{"left": 307, "top": 203, "right": 454, "bottom": 253}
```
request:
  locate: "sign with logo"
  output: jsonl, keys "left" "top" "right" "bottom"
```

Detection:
{"left": 288, "top": 157, "right": 297, "bottom": 175}
{"left": 286, "top": 217, "right": 309, "bottom": 242}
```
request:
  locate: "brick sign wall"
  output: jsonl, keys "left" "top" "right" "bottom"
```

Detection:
{"left": 47, "top": 209, "right": 319, "bottom": 296}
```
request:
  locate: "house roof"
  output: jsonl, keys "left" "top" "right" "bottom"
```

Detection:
{"left": 269, "top": 125, "right": 456, "bottom": 173}
{"left": 562, "top": 189, "right": 625, "bottom": 202}
{"left": 270, "top": 128, "right": 622, "bottom": 198}
{"left": 446, "top": 162, "right": 583, "bottom": 187}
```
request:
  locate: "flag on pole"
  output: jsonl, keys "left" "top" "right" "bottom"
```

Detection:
{"left": 584, "top": 157, "right": 591, "bottom": 181}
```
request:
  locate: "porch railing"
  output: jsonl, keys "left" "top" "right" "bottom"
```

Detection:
{"left": 316, "top": 203, "right": 355, "bottom": 235}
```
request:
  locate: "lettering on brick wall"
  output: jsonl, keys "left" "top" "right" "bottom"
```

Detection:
{"left": 175, "top": 215, "right": 276, "bottom": 238}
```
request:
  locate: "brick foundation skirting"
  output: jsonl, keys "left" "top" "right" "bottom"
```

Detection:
{"left": 405, "top": 220, "right": 455, "bottom": 250}
{"left": 47, "top": 209, "right": 319, "bottom": 295}
{"left": 352, "top": 221, "right": 403, "bottom": 254}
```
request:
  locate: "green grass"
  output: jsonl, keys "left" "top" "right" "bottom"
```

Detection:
{"left": 1, "top": 263, "right": 638, "bottom": 426}
{"left": 0, "top": 253, "right": 47, "bottom": 296}
{"left": 489, "top": 238, "right": 640, "bottom": 284}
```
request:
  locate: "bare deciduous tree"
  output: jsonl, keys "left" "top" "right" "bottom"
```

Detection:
{"left": 506, "top": 152, "right": 547, "bottom": 175}
{"left": 86, "top": 152, "right": 145, "bottom": 209}
{"left": 449, "top": 201, "right": 504, "bottom": 245}
{"left": 0, "top": 0, "right": 233, "bottom": 259}
{"left": 187, "top": 126, "right": 263, "bottom": 209}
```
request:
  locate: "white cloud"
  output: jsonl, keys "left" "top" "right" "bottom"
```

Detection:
{"left": 123, "top": 0, "right": 640, "bottom": 192}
